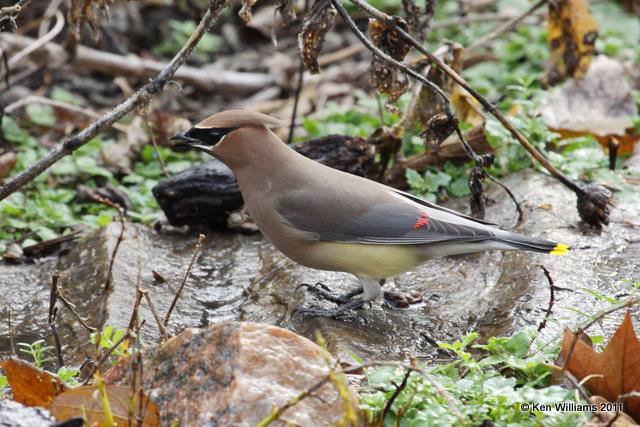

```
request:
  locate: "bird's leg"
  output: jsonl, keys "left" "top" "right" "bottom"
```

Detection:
{"left": 297, "top": 297, "right": 365, "bottom": 318}
{"left": 296, "top": 278, "right": 381, "bottom": 319}
{"left": 296, "top": 282, "right": 363, "bottom": 304}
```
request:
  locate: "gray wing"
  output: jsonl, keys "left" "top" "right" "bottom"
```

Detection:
{"left": 277, "top": 187, "right": 496, "bottom": 245}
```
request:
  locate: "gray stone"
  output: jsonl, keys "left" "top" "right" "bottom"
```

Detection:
{"left": 1, "top": 170, "right": 639, "bottom": 364}
{"left": 104, "top": 322, "right": 361, "bottom": 426}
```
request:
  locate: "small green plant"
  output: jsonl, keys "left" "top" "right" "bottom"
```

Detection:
{"left": 360, "top": 329, "right": 580, "bottom": 426}
{"left": 17, "top": 339, "right": 56, "bottom": 369}
{"left": 0, "top": 373, "right": 8, "bottom": 398}
{"left": 90, "top": 326, "right": 132, "bottom": 364}
{"left": 56, "top": 366, "right": 81, "bottom": 387}
{"left": 152, "top": 19, "right": 221, "bottom": 59}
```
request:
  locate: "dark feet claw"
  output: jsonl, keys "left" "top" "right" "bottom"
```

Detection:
{"left": 297, "top": 297, "right": 365, "bottom": 319}
{"left": 297, "top": 282, "right": 363, "bottom": 304}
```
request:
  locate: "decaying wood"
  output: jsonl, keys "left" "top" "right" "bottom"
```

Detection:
{"left": 0, "top": 33, "right": 275, "bottom": 94}
{"left": 153, "top": 135, "right": 375, "bottom": 228}
{"left": 385, "top": 125, "right": 492, "bottom": 189}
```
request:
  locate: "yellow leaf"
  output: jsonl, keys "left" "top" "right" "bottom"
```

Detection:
{"left": 545, "top": 0, "right": 598, "bottom": 85}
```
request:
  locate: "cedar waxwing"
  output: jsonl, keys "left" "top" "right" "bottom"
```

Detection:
{"left": 171, "top": 110, "right": 569, "bottom": 317}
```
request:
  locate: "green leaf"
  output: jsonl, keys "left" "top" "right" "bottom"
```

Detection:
{"left": 25, "top": 104, "right": 56, "bottom": 127}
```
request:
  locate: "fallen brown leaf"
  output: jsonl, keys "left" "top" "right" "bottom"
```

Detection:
{"left": 48, "top": 384, "right": 160, "bottom": 426}
{"left": 540, "top": 56, "right": 638, "bottom": 153}
{"left": 0, "top": 151, "right": 17, "bottom": 181}
{"left": 562, "top": 311, "right": 640, "bottom": 421}
{"left": 545, "top": 0, "right": 598, "bottom": 85}
{"left": 298, "top": 0, "right": 337, "bottom": 74}
{"left": 1, "top": 358, "right": 68, "bottom": 407}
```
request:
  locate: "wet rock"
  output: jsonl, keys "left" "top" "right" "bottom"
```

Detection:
{"left": 153, "top": 135, "right": 374, "bottom": 228}
{"left": 104, "top": 322, "right": 360, "bottom": 426}
{"left": 152, "top": 159, "right": 243, "bottom": 228}
{"left": 0, "top": 400, "right": 55, "bottom": 427}
{"left": 2, "top": 169, "right": 639, "bottom": 365}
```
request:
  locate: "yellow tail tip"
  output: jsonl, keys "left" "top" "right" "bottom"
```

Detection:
{"left": 550, "top": 243, "right": 569, "bottom": 255}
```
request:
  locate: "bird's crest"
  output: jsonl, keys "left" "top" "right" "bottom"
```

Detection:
{"left": 195, "top": 110, "right": 285, "bottom": 130}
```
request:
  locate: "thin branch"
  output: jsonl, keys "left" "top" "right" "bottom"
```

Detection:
{"left": 467, "top": 0, "right": 547, "bottom": 50}
{"left": 141, "top": 290, "right": 167, "bottom": 342}
{"left": 0, "top": 0, "right": 229, "bottom": 201}
{"left": 287, "top": 60, "right": 305, "bottom": 144}
{"left": 5, "top": 10, "right": 64, "bottom": 71}
{"left": 0, "top": 0, "right": 33, "bottom": 25}
{"left": 4, "top": 95, "right": 128, "bottom": 133}
{"left": 163, "top": 234, "right": 205, "bottom": 328}
{"left": 562, "top": 297, "right": 640, "bottom": 375}
{"left": 57, "top": 291, "right": 97, "bottom": 332}
{"left": 347, "top": 0, "right": 585, "bottom": 197}
{"left": 536, "top": 264, "right": 556, "bottom": 332}
{"left": 333, "top": 0, "right": 520, "bottom": 222}
{"left": 48, "top": 270, "right": 64, "bottom": 368}
{"left": 7, "top": 309, "right": 15, "bottom": 355}
{"left": 380, "top": 368, "right": 413, "bottom": 424}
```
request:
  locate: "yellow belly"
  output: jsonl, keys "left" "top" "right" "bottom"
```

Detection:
{"left": 296, "top": 241, "right": 425, "bottom": 279}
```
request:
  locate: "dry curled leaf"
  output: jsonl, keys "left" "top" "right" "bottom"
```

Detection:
{"left": 404, "top": 43, "right": 464, "bottom": 129}
{"left": 298, "top": 0, "right": 337, "bottom": 74}
{"left": 1, "top": 358, "right": 69, "bottom": 407}
{"left": 421, "top": 113, "right": 457, "bottom": 149}
{"left": 402, "top": 0, "right": 435, "bottom": 40}
{"left": 239, "top": 0, "right": 258, "bottom": 24}
{"left": 562, "top": 310, "right": 640, "bottom": 421}
{"left": 276, "top": 0, "right": 297, "bottom": 26}
{"left": 48, "top": 384, "right": 160, "bottom": 427}
{"left": 68, "top": 0, "right": 114, "bottom": 40}
{"left": 368, "top": 17, "right": 411, "bottom": 101}
{"left": 0, "top": 151, "right": 17, "bottom": 181}
{"left": 545, "top": 0, "right": 598, "bottom": 85}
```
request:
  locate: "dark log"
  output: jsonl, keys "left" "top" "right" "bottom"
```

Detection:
{"left": 153, "top": 135, "right": 374, "bottom": 228}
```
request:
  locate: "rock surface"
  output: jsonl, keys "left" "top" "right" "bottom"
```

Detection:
{"left": 0, "top": 399, "right": 55, "bottom": 427}
{"left": 1, "top": 169, "right": 639, "bottom": 364}
{"left": 104, "top": 322, "right": 360, "bottom": 426}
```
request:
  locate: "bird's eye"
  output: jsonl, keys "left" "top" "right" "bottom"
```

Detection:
{"left": 187, "top": 127, "right": 236, "bottom": 146}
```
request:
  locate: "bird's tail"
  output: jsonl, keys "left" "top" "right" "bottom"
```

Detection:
{"left": 495, "top": 232, "right": 569, "bottom": 255}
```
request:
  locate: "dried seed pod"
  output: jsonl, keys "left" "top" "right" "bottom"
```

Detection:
{"left": 368, "top": 17, "right": 412, "bottom": 101}
{"left": 577, "top": 183, "right": 613, "bottom": 228}
{"left": 298, "top": 0, "right": 337, "bottom": 74}
{"left": 420, "top": 113, "right": 457, "bottom": 150}
{"left": 239, "top": 0, "right": 258, "bottom": 24}
{"left": 277, "top": 0, "right": 298, "bottom": 26}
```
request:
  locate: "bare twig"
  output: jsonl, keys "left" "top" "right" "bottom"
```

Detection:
{"left": 143, "top": 114, "right": 169, "bottom": 177}
{"left": 0, "top": 0, "right": 230, "bottom": 201}
{"left": 347, "top": 0, "right": 587, "bottom": 199}
{"left": 332, "top": 0, "right": 520, "bottom": 222}
{"left": 163, "top": 234, "right": 205, "bottom": 328}
{"left": 536, "top": 264, "right": 556, "bottom": 332}
{"left": 562, "top": 297, "right": 640, "bottom": 375}
{"left": 0, "top": 0, "right": 33, "bottom": 26}
{"left": 380, "top": 368, "right": 413, "bottom": 424}
{"left": 48, "top": 270, "right": 64, "bottom": 368}
{"left": 7, "top": 309, "right": 15, "bottom": 355}
{"left": 57, "top": 291, "right": 97, "bottom": 332}
{"left": 82, "top": 329, "right": 130, "bottom": 385}
{"left": 257, "top": 360, "right": 342, "bottom": 427}
{"left": 287, "top": 60, "right": 305, "bottom": 144}
{"left": 5, "top": 10, "right": 64, "bottom": 71}
{"left": 467, "top": 0, "right": 547, "bottom": 50}
{"left": 142, "top": 290, "right": 167, "bottom": 342}
{"left": 3, "top": 95, "right": 128, "bottom": 133}
{"left": 0, "top": 32, "right": 273, "bottom": 93}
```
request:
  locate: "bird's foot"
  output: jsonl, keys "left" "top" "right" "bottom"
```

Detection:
{"left": 296, "top": 297, "right": 365, "bottom": 319}
{"left": 296, "top": 282, "right": 363, "bottom": 304}
{"left": 383, "top": 289, "right": 423, "bottom": 309}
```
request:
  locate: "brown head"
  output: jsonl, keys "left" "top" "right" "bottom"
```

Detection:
{"left": 170, "top": 110, "right": 285, "bottom": 169}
